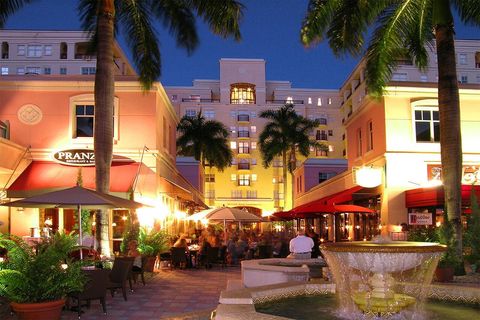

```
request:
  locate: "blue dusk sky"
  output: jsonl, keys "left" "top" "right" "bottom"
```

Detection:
{"left": 5, "top": 0, "right": 480, "bottom": 89}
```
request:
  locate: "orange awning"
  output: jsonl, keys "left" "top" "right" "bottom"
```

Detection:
{"left": 7, "top": 161, "right": 140, "bottom": 198}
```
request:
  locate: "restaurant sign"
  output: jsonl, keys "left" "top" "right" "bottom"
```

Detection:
{"left": 408, "top": 212, "right": 433, "bottom": 225}
{"left": 53, "top": 149, "right": 95, "bottom": 166}
{"left": 427, "top": 164, "right": 480, "bottom": 185}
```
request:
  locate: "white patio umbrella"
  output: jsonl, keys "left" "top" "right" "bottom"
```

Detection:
{"left": 1, "top": 186, "right": 146, "bottom": 259}
{"left": 187, "top": 207, "right": 262, "bottom": 242}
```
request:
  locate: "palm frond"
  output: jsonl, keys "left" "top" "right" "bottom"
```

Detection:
{"left": 117, "top": 0, "right": 161, "bottom": 89}
{"left": 0, "top": 0, "right": 33, "bottom": 28}
{"left": 453, "top": 0, "right": 480, "bottom": 26}
{"left": 301, "top": 0, "right": 339, "bottom": 47}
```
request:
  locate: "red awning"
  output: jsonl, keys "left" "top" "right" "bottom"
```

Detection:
{"left": 7, "top": 161, "right": 140, "bottom": 198}
{"left": 405, "top": 185, "right": 480, "bottom": 208}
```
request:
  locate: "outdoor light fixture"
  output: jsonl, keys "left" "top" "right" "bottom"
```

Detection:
{"left": 112, "top": 222, "right": 117, "bottom": 227}
{"left": 121, "top": 215, "right": 127, "bottom": 221}
{"left": 354, "top": 165, "right": 383, "bottom": 188}
{"left": 61, "top": 263, "right": 68, "bottom": 270}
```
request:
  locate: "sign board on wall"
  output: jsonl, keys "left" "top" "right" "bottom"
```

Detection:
{"left": 408, "top": 212, "right": 433, "bottom": 225}
{"left": 52, "top": 149, "right": 95, "bottom": 166}
{"left": 427, "top": 164, "right": 480, "bottom": 185}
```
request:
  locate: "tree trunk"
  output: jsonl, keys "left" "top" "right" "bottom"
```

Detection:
{"left": 289, "top": 146, "right": 297, "bottom": 208}
{"left": 94, "top": 0, "right": 115, "bottom": 256}
{"left": 435, "top": 14, "right": 463, "bottom": 256}
{"left": 282, "top": 151, "right": 288, "bottom": 210}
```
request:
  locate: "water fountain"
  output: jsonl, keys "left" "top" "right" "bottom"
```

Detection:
{"left": 321, "top": 236, "right": 446, "bottom": 318}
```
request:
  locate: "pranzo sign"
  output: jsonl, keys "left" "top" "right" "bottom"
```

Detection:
{"left": 53, "top": 149, "right": 95, "bottom": 166}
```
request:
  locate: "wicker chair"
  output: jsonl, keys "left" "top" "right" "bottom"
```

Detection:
{"left": 69, "top": 268, "right": 110, "bottom": 319}
{"left": 170, "top": 247, "right": 187, "bottom": 269}
{"left": 107, "top": 257, "right": 133, "bottom": 301}
{"left": 131, "top": 256, "right": 147, "bottom": 286}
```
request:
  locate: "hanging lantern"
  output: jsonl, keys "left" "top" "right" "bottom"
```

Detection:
{"left": 354, "top": 166, "right": 383, "bottom": 188}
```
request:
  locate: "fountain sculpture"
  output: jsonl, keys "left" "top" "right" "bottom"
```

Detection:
{"left": 321, "top": 236, "right": 446, "bottom": 318}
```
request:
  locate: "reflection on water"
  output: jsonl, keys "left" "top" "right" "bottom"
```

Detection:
{"left": 255, "top": 294, "right": 480, "bottom": 320}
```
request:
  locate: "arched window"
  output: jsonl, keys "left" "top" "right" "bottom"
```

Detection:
{"left": 60, "top": 42, "right": 68, "bottom": 59}
{"left": 230, "top": 83, "right": 255, "bottom": 104}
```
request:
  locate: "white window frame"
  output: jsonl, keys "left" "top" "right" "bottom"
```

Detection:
{"left": 16, "top": 67, "right": 25, "bottom": 75}
{"left": 27, "top": 45, "right": 42, "bottom": 57}
{"left": 230, "top": 141, "right": 237, "bottom": 149}
{"left": 412, "top": 102, "right": 440, "bottom": 143}
{"left": 17, "top": 45, "right": 25, "bottom": 56}
{"left": 203, "top": 109, "right": 215, "bottom": 119}
{"left": 459, "top": 53, "right": 467, "bottom": 65}
{"left": 69, "top": 94, "right": 119, "bottom": 143}
{"left": 185, "top": 109, "right": 196, "bottom": 117}
{"left": 60, "top": 67, "right": 67, "bottom": 75}
{"left": 44, "top": 45, "right": 52, "bottom": 56}
{"left": 1, "top": 67, "right": 8, "bottom": 75}
{"left": 366, "top": 120, "right": 373, "bottom": 151}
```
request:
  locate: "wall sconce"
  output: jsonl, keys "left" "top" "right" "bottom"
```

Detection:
{"left": 354, "top": 165, "right": 383, "bottom": 188}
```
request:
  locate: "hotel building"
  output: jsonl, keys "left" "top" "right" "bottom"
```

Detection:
{"left": 166, "top": 58, "right": 343, "bottom": 215}
{"left": 294, "top": 40, "right": 480, "bottom": 241}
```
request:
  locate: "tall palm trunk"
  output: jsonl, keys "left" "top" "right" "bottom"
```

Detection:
{"left": 94, "top": 0, "right": 115, "bottom": 256}
{"left": 289, "top": 146, "right": 297, "bottom": 208}
{"left": 282, "top": 151, "right": 288, "bottom": 210}
{"left": 435, "top": 2, "right": 463, "bottom": 256}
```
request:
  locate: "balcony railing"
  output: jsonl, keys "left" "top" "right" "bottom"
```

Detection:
{"left": 237, "top": 114, "right": 250, "bottom": 122}
{"left": 238, "top": 131, "right": 250, "bottom": 138}
{"left": 181, "top": 98, "right": 220, "bottom": 103}
{"left": 266, "top": 99, "right": 304, "bottom": 105}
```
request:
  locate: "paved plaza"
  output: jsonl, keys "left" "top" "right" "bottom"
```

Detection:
{"left": 1, "top": 266, "right": 241, "bottom": 320}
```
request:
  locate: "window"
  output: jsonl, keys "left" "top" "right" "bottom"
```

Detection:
{"left": 476, "top": 52, "right": 480, "bottom": 68}
{"left": 273, "top": 159, "right": 283, "bottom": 167}
{"left": 230, "top": 111, "right": 237, "bottom": 118}
{"left": 238, "top": 126, "right": 249, "bottom": 138}
{"left": 356, "top": 128, "right": 363, "bottom": 157}
{"left": 250, "top": 111, "right": 257, "bottom": 118}
{"left": 205, "top": 190, "right": 215, "bottom": 199}
{"left": 185, "top": 109, "right": 196, "bottom": 117}
{"left": 328, "top": 130, "right": 333, "bottom": 136}
{"left": 392, "top": 73, "right": 408, "bottom": 81}
{"left": 273, "top": 191, "right": 284, "bottom": 200}
{"left": 230, "top": 126, "right": 236, "bottom": 134}
{"left": 317, "top": 98, "right": 322, "bottom": 106}
{"left": 414, "top": 108, "right": 440, "bottom": 142}
{"left": 238, "top": 159, "right": 250, "bottom": 170}
{"left": 238, "top": 174, "right": 250, "bottom": 186}
{"left": 308, "top": 97, "right": 312, "bottom": 104}
{"left": 60, "top": 67, "right": 67, "bottom": 75}
{"left": 286, "top": 96, "right": 293, "bottom": 104}
{"left": 75, "top": 105, "right": 95, "bottom": 137}
{"left": 238, "top": 141, "right": 249, "bottom": 154}
{"left": 316, "top": 148, "right": 328, "bottom": 157}
{"left": 27, "top": 45, "right": 42, "bottom": 57}
{"left": 231, "top": 190, "right": 242, "bottom": 198}
{"left": 251, "top": 158, "right": 257, "bottom": 165}
{"left": 1, "top": 42, "right": 8, "bottom": 59}
{"left": 190, "top": 95, "right": 200, "bottom": 102}
{"left": 318, "top": 117, "right": 327, "bottom": 125}
{"left": 420, "top": 75, "right": 428, "bottom": 82}
{"left": 230, "top": 83, "right": 256, "bottom": 104}
{"left": 171, "top": 94, "right": 177, "bottom": 102}
{"left": 246, "top": 190, "right": 257, "bottom": 198}
{"left": 250, "top": 126, "right": 256, "bottom": 133}
{"left": 203, "top": 110, "right": 215, "bottom": 119}
{"left": 477, "top": 74, "right": 480, "bottom": 83}
{"left": 1, "top": 67, "right": 8, "bottom": 75}
{"left": 328, "top": 98, "right": 332, "bottom": 105}
{"left": 231, "top": 174, "right": 237, "bottom": 181}
{"left": 17, "top": 67, "right": 25, "bottom": 75}
{"left": 319, "top": 172, "right": 336, "bottom": 183}
{"left": 251, "top": 141, "right": 257, "bottom": 150}
{"left": 44, "top": 45, "right": 52, "bottom": 56}
{"left": 17, "top": 45, "right": 25, "bottom": 56}
{"left": 81, "top": 67, "right": 96, "bottom": 75}
{"left": 460, "top": 75, "right": 468, "bottom": 84}
{"left": 44, "top": 67, "right": 51, "bottom": 75}
{"left": 26, "top": 67, "right": 40, "bottom": 74}
{"left": 251, "top": 174, "right": 257, "bottom": 181}
{"left": 230, "top": 141, "right": 237, "bottom": 149}
{"left": 205, "top": 174, "right": 215, "bottom": 182}
{"left": 316, "top": 130, "right": 327, "bottom": 141}
{"left": 367, "top": 121, "right": 374, "bottom": 151}
{"left": 459, "top": 53, "right": 467, "bottom": 65}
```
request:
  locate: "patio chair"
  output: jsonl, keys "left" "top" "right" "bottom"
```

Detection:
{"left": 258, "top": 245, "right": 273, "bottom": 259}
{"left": 107, "top": 257, "right": 133, "bottom": 301}
{"left": 170, "top": 247, "right": 187, "bottom": 269}
{"left": 69, "top": 269, "right": 110, "bottom": 318}
{"left": 205, "top": 246, "right": 220, "bottom": 269}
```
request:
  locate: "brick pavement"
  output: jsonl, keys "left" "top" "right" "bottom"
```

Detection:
{"left": 1, "top": 266, "right": 241, "bottom": 320}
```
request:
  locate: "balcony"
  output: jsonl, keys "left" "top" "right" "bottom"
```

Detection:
{"left": 266, "top": 99, "right": 304, "bottom": 105}
{"left": 237, "top": 114, "right": 250, "bottom": 122}
{"left": 238, "top": 131, "right": 250, "bottom": 138}
{"left": 316, "top": 134, "right": 328, "bottom": 141}
{"left": 181, "top": 98, "right": 220, "bottom": 103}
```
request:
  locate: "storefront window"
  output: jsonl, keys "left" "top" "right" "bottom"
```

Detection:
{"left": 230, "top": 83, "right": 256, "bottom": 104}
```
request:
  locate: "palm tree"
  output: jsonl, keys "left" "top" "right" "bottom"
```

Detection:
{"left": 301, "top": 0, "right": 480, "bottom": 255}
{"left": 0, "top": 1, "right": 32, "bottom": 28}
{"left": 79, "top": 0, "right": 243, "bottom": 255}
{"left": 259, "top": 104, "right": 324, "bottom": 210}
{"left": 177, "top": 111, "right": 233, "bottom": 171}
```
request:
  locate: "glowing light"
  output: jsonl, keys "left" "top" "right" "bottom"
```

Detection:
{"left": 348, "top": 236, "right": 352, "bottom": 241}
{"left": 0, "top": 257, "right": 4, "bottom": 262}
{"left": 363, "top": 238, "right": 367, "bottom": 241}
{"left": 325, "top": 226, "right": 329, "bottom": 230}
{"left": 111, "top": 222, "right": 117, "bottom": 227}
{"left": 423, "top": 179, "right": 443, "bottom": 188}
{"left": 436, "top": 221, "right": 441, "bottom": 227}
{"left": 44, "top": 218, "right": 53, "bottom": 226}
{"left": 392, "top": 224, "right": 403, "bottom": 233}
{"left": 320, "top": 238, "right": 324, "bottom": 243}
{"left": 92, "top": 221, "right": 96, "bottom": 226}
{"left": 61, "top": 263, "right": 68, "bottom": 270}
{"left": 121, "top": 215, "right": 128, "bottom": 221}
{"left": 378, "top": 224, "right": 383, "bottom": 230}
{"left": 174, "top": 210, "right": 187, "bottom": 220}
{"left": 355, "top": 166, "right": 383, "bottom": 188}
{"left": 355, "top": 225, "right": 360, "bottom": 229}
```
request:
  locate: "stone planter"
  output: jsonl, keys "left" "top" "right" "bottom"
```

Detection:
{"left": 10, "top": 299, "right": 65, "bottom": 320}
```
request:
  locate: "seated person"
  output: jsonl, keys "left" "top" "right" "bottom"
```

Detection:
{"left": 173, "top": 235, "right": 188, "bottom": 249}
{"left": 288, "top": 229, "right": 314, "bottom": 259}
{"left": 127, "top": 240, "right": 142, "bottom": 271}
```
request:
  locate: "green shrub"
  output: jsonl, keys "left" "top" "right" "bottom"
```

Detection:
{"left": 0, "top": 232, "right": 86, "bottom": 303}
{"left": 137, "top": 227, "right": 170, "bottom": 257}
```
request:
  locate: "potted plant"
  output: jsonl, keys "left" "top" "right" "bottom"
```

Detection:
{"left": 137, "top": 227, "right": 170, "bottom": 272}
{"left": 435, "top": 212, "right": 461, "bottom": 282}
{"left": 0, "top": 232, "right": 86, "bottom": 320}
{"left": 464, "top": 187, "right": 480, "bottom": 273}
